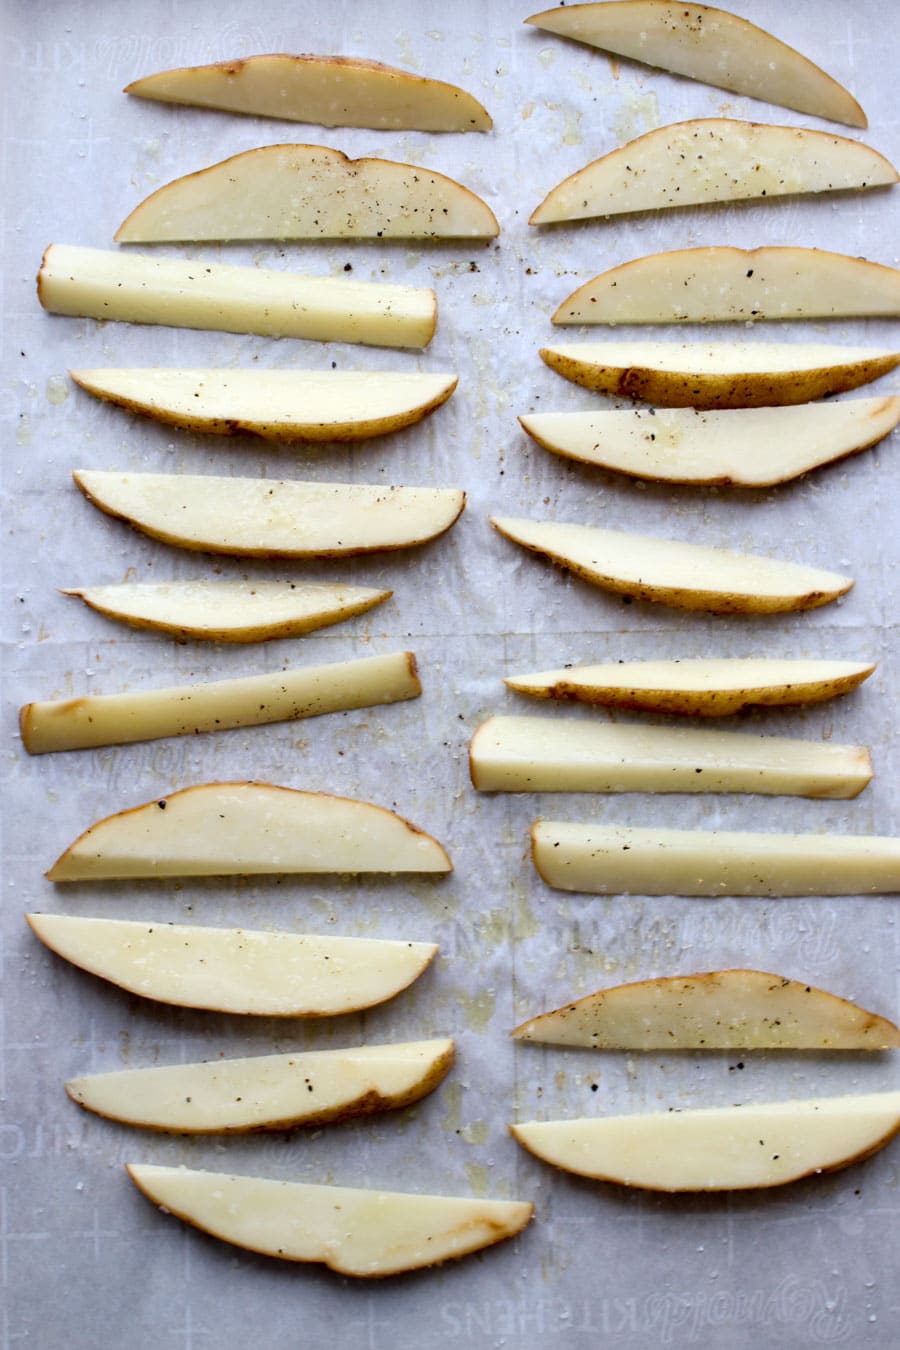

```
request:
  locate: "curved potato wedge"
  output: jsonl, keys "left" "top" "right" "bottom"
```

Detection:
{"left": 127, "top": 1165, "right": 532, "bottom": 1275}
{"left": 519, "top": 398, "right": 900, "bottom": 486}
{"left": 512, "top": 970, "right": 900, "bottom": 1050}
{"left": 20, "top": 651, "right": 420, "bottom": 755}
{"left": 27, "top": 914, "right": 437, "bottom": 1016}
{"left": 116, "top": 145, "right": 498, "bottom": 242}
{"left": 490, "top": 516, "right": 852, "bottom": 614}
{"left": 62, "top": 580, "right": 392, "bottom": 643}
{"left": 539, "top": 341, "right": 900, "bottom": 408}
{"left": 124, "top": 54, "right": 492, "bottom": 132}
{"left": 554, "top": 246, "right": 900, "bottom": 325}
{"left": 504, "top": 658, "right": 876, "bottom": 716}
{"left": 70, "top": 369, "right": 457, "bottom": 442}
{"left": 38, "top": 244, "right": 436, "bottom": 348}
{"left": 531, "top": 821, "right": 900, "bottom": 896}
{"left": 47, "top": 782, "right": 451, "bottom": 881}
{"left": 67, "top": 1039, "right": 455, "bottom": 1132}
{"left": 510, "top": 1092, "right": 900, "bottom": 1191}
{"left": 525, "top": 2, "right": 866, "bottom": 127}
{"left": 73, "top": 471, "right": 465, "bottom": 558}
{"left": 531, "top": 119, "right": 896, "bottom": 224}
{"left": 469, "top": 716, "right": 871, "bottom": 798}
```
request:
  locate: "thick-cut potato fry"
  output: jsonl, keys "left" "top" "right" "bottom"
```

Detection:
{"left": 469, "top": 716, "right": 871, "bottom": 798}
{"left": 490, "top": 516, "right": 852, "bottom": 614}
{"left": 531, "top": 822, "right": 900, "bottom": 896}
{"left": 38, "top": 244, "right": 436, "bottom": 348}
{"left": 20, "top": 651, "right": 421, "bottom": 754}
{"left": 512, "top": 970, "right": 900, "bottom": 1050}
{"left": 48, "top": 782, "right": 452, "bottom": 881}
{"left": 125, "top": 54, "right": 492, "bottom": 132}
{"left": 525, "top": 2, "right": 866, "bottom": 127}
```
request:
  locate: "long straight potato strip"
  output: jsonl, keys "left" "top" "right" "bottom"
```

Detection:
{"left": 38, "top": 244, "right": 437, "bottom": 348}
{"left": 20, "top": 651, "right": 421, "bottom": 754}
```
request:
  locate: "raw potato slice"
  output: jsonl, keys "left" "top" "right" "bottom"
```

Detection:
{"left": 519, "top": 398, "right": 900, "bottom": 486}
{"left": 66, "top": 1039, "right": 456, "bottom": 1132}
{"left": 37, "top": 245, "right": 436, "bottom": 349}
{"left": 511, "top": 970, "right": 900, "bottom": 1050}
{"left": 62, "top": 580, "right": 392, "bottom": 643}
{"left": 116, "top": 145, "right": 498, "bottom": 242}
{"left": 20, "top": 651, "right": 421, "bottom": 755}
{"left": 489, "top": 516, "right": 852, "bottom": 614}
{"left": 510, "top": 1092, "right": 900, "bottom": 1191}
{"left": 553, "top": 247, "right": 900, "bottom": 325}
{"left": 469, "top": 716, "right": 871, "bottom": 798}
{"left": 531, "top": 822, "right": 900, "bottom": 896}
{"left": 525, "top": 2, "right": 866, "bottom": 128}
{"left": 126, "top": 1166, "right": 532, "bottom": 1276}
{"left": 73, "top": 471, "right": 465, "bottom": 558}
{"left": 124, "top": 54, "right": 492, "bottom": 132}
{"left": 26, "top": 914, "right": 437, "bottom": 1016}
{"left": 47, "top": 782, "right": 452, "bottom": 881}
{"left": 539, "top": 341, "right": 900, "bottom": 409}
{"left": 69, "top": 369, "right": 458, "bottom": 442}
{"left": 505, "top": 658, "right": 877, "bottom": 716}
{"left": 531, "top": 119, "right": 896, "bottom": 223}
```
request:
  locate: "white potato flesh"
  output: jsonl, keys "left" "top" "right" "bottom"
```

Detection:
{"left": 540, "top": 341, "right": 900, "bottom": 408}
{"left": 469, "top": 716, "right": 871, "bottom": 798}
{"left": 511, "top": 1092, "right": 900, "bottom": 1191}
{"left": 38, "top": 244, "right": 436, "bottom": 348}
{"left": 67, "top": 1039, "right": 455, "bottom": 1132}
{"left": 127, "top": 1166, "right": 532, "bottom": 1275}
{"left": 73, "top": 471, "right": 465, "bottom": 558}
{"left": 20, "top": 651, "right": 421, "bottom": 755}
{"left": 116, "top": 145, "right": 498, "bottom": 242}
{"left": 525, "top": 2, "right": 866, "bottom": 127}
{"left": 531, "top": 119, "right": 896, "bottom": 223}
{"left": 26, "top": 915, "right": 437, "bottom": 1016}
{"left": 553, "top": 247, "right": 900, "bottom": 325}
{"left": 62, "top": 580, "right": 392, "bottom": 643}
{"left": 69, "top": 368, "right": 458, "bottom": 442}
{"left": 531, "top": 822, "right": 900, "bottom": 896}
{"left": 519, "top": 398, "right": 900, "bottom": 486}
{"left": 505, "top": 658, "right": 876, "bottom": 716}
{"left": 125, "top": 54, "right": 492, "bottom": 132}
{"left": 512, "top": 970, "right": 900, "bottom": 1050}
{"left": 48, "top": 782, "right": 452, "bottom": 881}
{"left": 489, "top": 516, "right": 852, "bottom": 614}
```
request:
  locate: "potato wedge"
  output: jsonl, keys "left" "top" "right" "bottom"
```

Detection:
{"left": 73, "top": 471, "right": 465, "bottom": 558}
{"left": 469, "top": 716, "right": 871, "bottom": 798}
{"left": 127, "top": 1165, "right": 532, "bottom": 1275}
{"left": 70, "top": 368, "right": 457, "bottom": 442}
{"left": 66, "top": 1039, "right": 455, "bottom": 1132}
{"left": 47, "top": 782, "right": 451, "bottom": 881}
{"left": 20, "top": 650, "right": 421, "bottom": 755}
{"left": 505, "top": 658, "right": 877, "bottom": 716}
{"left": 510, "top": 1092, "right": 900, "bottom": 1191}
{"left": 539, "top": 341, "right": 900, "bottom": 408}
{"left": 37, "top": 244, "right": 436, "bottom": 348}
{"left": 512, "top": 970, "right": 900, "bottom": 1050}
{"left": 519, "top": 398, "right": 900, "bottom": 486}
{"left": 531, "top": 822, "right": 900, "bottom": 896}
{"left": 116, "top": 145, "right": 498, "bottom": 242}
{"left": 553, "top": 246, "right": 900, "bottom": 325}
{"left": 26, "top": 914, "right": 436, "bottom": 1016}
{"left": 490, "top": 516, "right": 852, "bottom": 614}
{"left": 62, "top": 580, "right": 392, "bottom": 643}
{"left": 125, "top": 54, "right": 492, "bottom": 132}
{"left": 531, "top": 119, "right": 896, "bottom": 224}
{"left": 525, "top": 2, "right": 866, "bottom": 127}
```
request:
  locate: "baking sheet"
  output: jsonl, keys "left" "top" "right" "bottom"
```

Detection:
{"left": 2, "top": 0, "right": 899, "bottom": 1344}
